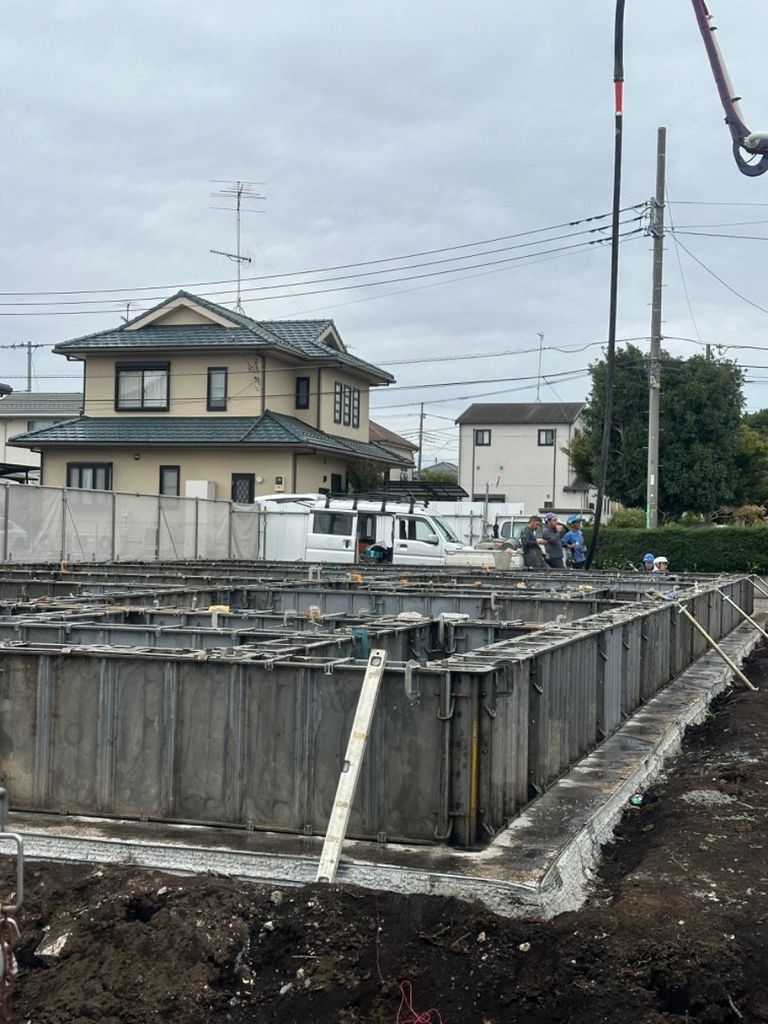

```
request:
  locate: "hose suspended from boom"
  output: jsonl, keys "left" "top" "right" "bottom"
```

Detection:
{"left": 691, "top": 0, "right": 768, "bottom": 176}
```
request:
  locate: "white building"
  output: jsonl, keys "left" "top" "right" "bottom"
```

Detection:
{"left": 456, "top": 402, "right": 589, "bottom": 514}
{"left": 0, "top": 391, "right": 82, "bottom": 482}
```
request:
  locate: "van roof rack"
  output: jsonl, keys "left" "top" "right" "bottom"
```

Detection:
{"left": 330, "top": 482, "right": 468, "bottom": 503}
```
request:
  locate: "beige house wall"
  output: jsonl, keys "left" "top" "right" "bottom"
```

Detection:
{"left": 80, "top": 352, "right": 373, "bottom": 433}
{"left": 83, "top": 353, "right": 264, "bottom": 417}
{"left": 41, "top": 447, "right": 352, "bottom": 499}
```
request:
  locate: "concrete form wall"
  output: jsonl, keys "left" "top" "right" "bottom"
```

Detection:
{"left": 0, "top": 576, "right": 751, "bottom": 848}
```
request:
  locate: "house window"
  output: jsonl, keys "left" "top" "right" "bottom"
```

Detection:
{"left": 115, "top": 363, "right": 169, "bottom": 411}
{"left": 538, "top": 429, "right": 556, "bottom": 446}
{"left": 159, "top": 465, "right": 180, "bottom": 496}
{"left": 207, "top": 368, "right": 228, "bottom": 411}
{"left": 333, "top": 382, "right": 361, "bottom": 427}
{"left": 342, "top": 385, "right": 352, "bottom": 426}
{"left": 330, "top": 473, "right": 344, "bottom": 493}
{"left": 66, "top": 463, "right": 112, "bottom": 490}
{"left": 231, "top": 473, "right": 255, "bottom": 503}
{"left": 295, "top": 377, "right": 310, "bottom": 410}
{"left": 474, "top": 429, "right": 491, "bottom": 446}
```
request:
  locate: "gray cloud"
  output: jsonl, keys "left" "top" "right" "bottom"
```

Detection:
{"left": 2, "top": 0, "right": 768, "bottom": 460}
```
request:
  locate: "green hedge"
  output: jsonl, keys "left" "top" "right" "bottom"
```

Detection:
{"left": 590, "top": 526, "right": 768, "bottom": 573}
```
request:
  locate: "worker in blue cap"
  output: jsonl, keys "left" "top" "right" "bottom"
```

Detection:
{"left": 562, "top": 514, "right": 587, "bottom": 569}
{"left": 642, "top": 553, "right": 655, "bottom": 572}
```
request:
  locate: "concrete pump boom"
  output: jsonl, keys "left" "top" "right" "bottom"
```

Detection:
{"left": 691, "top": 0, "right": 768, "bottom": 176}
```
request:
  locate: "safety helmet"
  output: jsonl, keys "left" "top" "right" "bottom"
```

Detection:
{"left": 642, "top": 553, "right": 655, "bottom": 563}
{"left": 566, "top": 514, "right": 582, "bottom": 525}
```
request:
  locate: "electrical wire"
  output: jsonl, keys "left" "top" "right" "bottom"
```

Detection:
{"left": 671, "top": 236, "right": 768, "bottom": 317}
{"left": 666, "top": 189, "right": 702, "bottom": 343}
{"left": 0, "top": 229, "right": 644, "bottom": 315}
{"left": 0, "top": 203, "right": 648, "bottom": 298}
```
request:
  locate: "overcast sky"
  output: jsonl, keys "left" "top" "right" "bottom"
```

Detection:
{"left": 2, "top": 0, "right": 768, "bottom": 463}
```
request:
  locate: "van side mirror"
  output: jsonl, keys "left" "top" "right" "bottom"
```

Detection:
{"left": 426, "top": 533, "right": 439, "bottom": 545}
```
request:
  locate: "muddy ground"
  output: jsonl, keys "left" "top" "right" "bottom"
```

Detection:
{"left": 3, "top": 645, "right": 768, "bottom": 1024}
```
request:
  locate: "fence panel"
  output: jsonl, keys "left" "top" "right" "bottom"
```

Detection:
{"left": 231, "top": 507, "right": 259, "bottom": 560}
{"left": 7, "top": 485, "right": 62, "bottom": 561}
{"left": 197, "top": 499, "right": 230, "bottom": 559}
{"left": 63, "top": 490, "right": 114, "bottom": 561}
{"left": 114, "top": 494, "right": 160, "bottom": 560}
{"left": 158, "top": 497, "right": 197, "bottom": 560}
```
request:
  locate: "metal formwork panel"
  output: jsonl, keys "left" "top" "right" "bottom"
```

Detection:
{"left": 478, "top": 659, "right": 530, "bottom": 834}
{"left": 47, "top": 655, "right": 103, "bottom": 812}
{"left": 110, "top": 658, "right": 173, "bottom": 817}
{"left": 621, "top": 620, "right": 642, "bottom": 714}
{"left": 0, "top": 654, "right": 40, "bottom": 805}
{"left": 599, "top": 625, "right": 624, "bottom": 736}
{"left": 527, "top": 650, "right": 554, "bottom": 796}
{"left": 638, "top": 608, "right": 672, "bottom": 702}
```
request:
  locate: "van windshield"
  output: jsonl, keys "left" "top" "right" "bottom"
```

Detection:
{"left": 431, "top": 516, "right": 460, "bottom": 543}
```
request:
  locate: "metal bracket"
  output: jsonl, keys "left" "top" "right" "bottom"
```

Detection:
{"left": 0, "top": 790, "right": 23, "bottom": 914}
{"left": 404, "top": 660, "right": 421, "bottom": 706}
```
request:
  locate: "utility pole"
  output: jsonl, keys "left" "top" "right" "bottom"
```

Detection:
{"left": 26, "top": 341, "right": 32, "bottom": 392}
{"left": 646, "top": 127, "right": 666, "bottom": 529}
{"left": 417, "top": 403, "right": 425, "bottom": 474}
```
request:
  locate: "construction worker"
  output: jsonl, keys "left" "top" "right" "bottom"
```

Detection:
{"left": 562, "top": 514, "right": 587, "bottom": 569}
{"left": 642, "top": 553, "right": 655, "bottom": 572}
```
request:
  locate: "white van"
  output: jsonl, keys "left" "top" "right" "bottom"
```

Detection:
{"left": 259, "top": 495, "right": 468, "bottom": 565}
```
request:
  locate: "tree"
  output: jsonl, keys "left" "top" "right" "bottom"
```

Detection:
{"left": 569, "top": 346, "right": 745, "bottom": 518}
{"left": 731, "top": 423, "right": 768, "bottom": 506}
{"left": 418, "top": 468, "right": 458, "bottom": 484}
{"left": 346, "top": 459, "right": 387, "bottom": 493}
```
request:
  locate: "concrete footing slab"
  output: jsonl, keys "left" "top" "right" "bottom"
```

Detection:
{"left": 9, "top": 620, "right": 762, "bottom": 920}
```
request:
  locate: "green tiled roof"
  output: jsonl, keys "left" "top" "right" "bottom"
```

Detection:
{"left": 9, "top": 411, "right": 407, "bottom": 465}
{"left": 54, "top": 291, "right": 394, "bottom": 383}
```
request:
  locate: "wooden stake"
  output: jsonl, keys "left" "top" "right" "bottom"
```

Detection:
{"left": 676, "top": 602, "right": 758, "bottom": 692}
{"left": 715, "top": 587, "right": 768, "bottom": 644}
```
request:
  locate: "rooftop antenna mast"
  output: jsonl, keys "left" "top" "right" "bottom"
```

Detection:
{"left": 210, "top": 180, "right": 265, "bottom": 312}
{"left": 536, "top": 332, "right": 544, "bottom": 402}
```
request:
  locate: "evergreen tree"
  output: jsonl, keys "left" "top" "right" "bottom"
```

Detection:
{"left": 569, "top": 345, "right": 745, "bottom": 518}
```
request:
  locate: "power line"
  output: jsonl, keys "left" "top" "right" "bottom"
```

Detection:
{"left": 0, "top": 227, "right": 645, "bottom": 314}
{"left": 672, "top": 230, "right": 768, "bottom": 242}
{"left": 666, "top": 189, "right": 702, "bottom": 343}
{"left": 0, "top": 203, "right": 647, "bottom": 298}
{"left": 672, "top": 236, "right": 768, "bottom": 317}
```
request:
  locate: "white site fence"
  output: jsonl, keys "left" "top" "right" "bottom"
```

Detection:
{"left": 0, "top": 482, "right": 529, "bottom": 564}
{"left": 0, "top": 482, "right": 264, "bottom": 562}
{"left": 427, "top": 500, "right": 525, "bottom": 546}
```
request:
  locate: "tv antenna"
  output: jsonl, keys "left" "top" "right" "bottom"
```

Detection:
{"left": 210, "top": 180, "right": 265, "bottom": 312}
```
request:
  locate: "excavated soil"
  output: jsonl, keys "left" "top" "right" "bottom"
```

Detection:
{"left": 3, "top": 645, "right": 768, "bottom": 1023}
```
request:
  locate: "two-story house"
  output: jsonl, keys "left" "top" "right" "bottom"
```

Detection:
{"left": 368, "top": 421, "right": 418, "bottom": 481}
{"left": 0, "top": 391, "right": 83, "bottom": 482}
{"left": 10, "top": 291, "right": 406, "bottom": 500}
{"left": 456, "top": 402, "right": 587, "bottom": 513}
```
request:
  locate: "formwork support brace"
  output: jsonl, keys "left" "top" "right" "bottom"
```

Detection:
{"left": 316, "top": 649, "right": 387, "bottom": 883}
{"left": 666, "top": 597, "right": 758, "bottom": 692}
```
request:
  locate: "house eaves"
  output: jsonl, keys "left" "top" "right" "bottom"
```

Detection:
{"left": 9, "top": 411, "right": 408, "bottom": 466}
{"left": 54, "top": 291, "right": 394, "bottom": 385}
{"left": 456, "top": 402, "right": 585, "bottom": 425}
